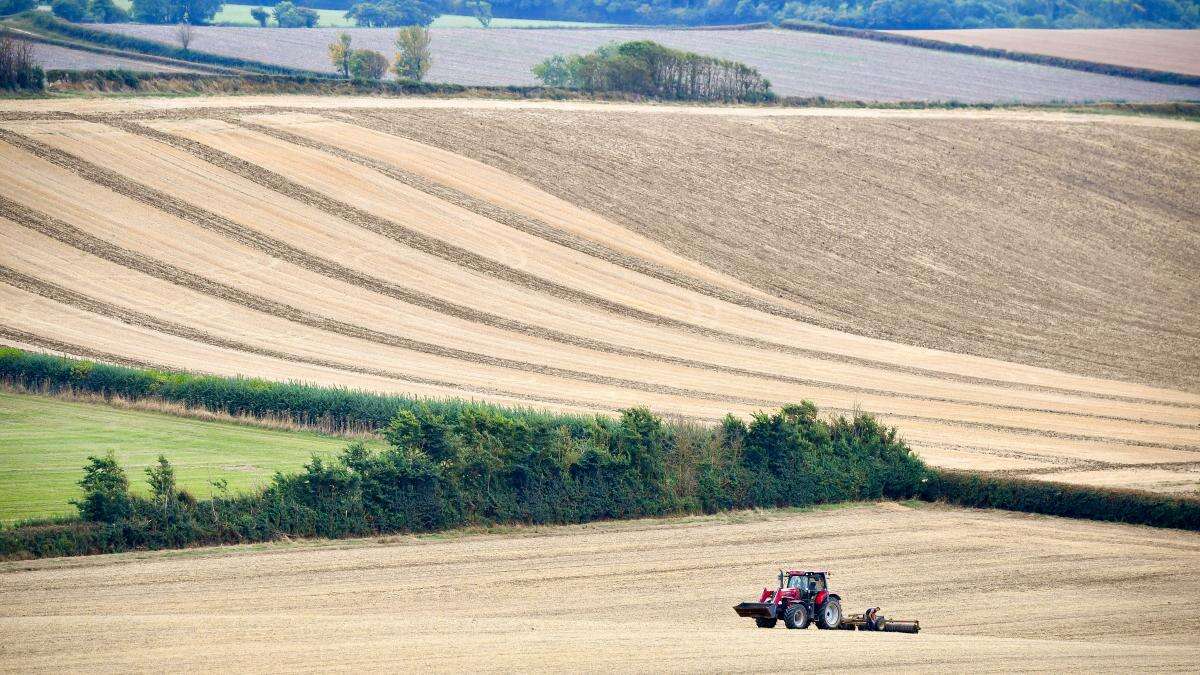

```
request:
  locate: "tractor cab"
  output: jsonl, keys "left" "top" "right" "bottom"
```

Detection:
{"left": 781, "top": 570, "right": 828, "bottom": 597}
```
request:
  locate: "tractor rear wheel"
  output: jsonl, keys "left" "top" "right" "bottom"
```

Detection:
{"left": 755, "top": 617, "right": 777, "bottom": 629}
{"left": 783, "top": 604, "right": 810, "bottom": 629}
{"left": 817, "top": 600, "right": 842, "bottom": 629}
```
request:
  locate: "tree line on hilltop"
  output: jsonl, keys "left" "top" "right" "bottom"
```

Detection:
{"left": 6, "top": 0, "right": 1197, "bottom": 28}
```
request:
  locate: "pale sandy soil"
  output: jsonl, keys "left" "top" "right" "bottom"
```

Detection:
{"left": 890, "top": 28, "right": 1200, "bottom": 76}
{"left": 1, "top": 503, "right": 1198, "bottom": 672}
{"left": 0, "top": 98, "right": 1197, "bottom": 494}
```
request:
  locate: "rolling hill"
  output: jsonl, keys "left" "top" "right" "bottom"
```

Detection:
{"left": 0, "top": 97, "right": 1197, "bottom": 497}
{"left": 90, "top": 25, "right": 1200, "bottom": 102}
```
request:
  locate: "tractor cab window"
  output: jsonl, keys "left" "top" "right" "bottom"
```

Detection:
{"left": 787, "top": 574, "right": 825, "bottom": 591}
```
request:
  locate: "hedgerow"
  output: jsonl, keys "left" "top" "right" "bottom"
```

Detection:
{"left": 0, "top": 388, "right": 926, "bottom": 558}
{"left": 23, "top": 13, "right": 335, "bottom": 78}
{"left": 2, "top": 348, "right": 1194, "bottom": 560}
{"left": 920, "top": 470, "right": 1200, "bottom": 531}
{"left": 779, "top": 21, "right": 1200, "bottom": 87}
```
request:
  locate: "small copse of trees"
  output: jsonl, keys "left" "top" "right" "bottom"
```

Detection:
{"left": 130, "top": 0, "right": 221, "bottom": 24}
{"left": 534, "top": 41, "right": 772, "bottom": 102}
{"left": 49, "top": 0, "right": 130, "bottom": 21}
{"left": 329, "top": 32, "right": 406, "bottom": 82}
{"left": 272, "top": 0, "right": 320, "bottom": 27}
{"left": 345, "top": 0, "right": 439, "bottom": 27}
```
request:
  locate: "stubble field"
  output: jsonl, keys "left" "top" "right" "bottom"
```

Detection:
{"left": 90, "top": 25, "right": 1200, "bottom": 101}
{"left": 2, "top": 503, "right": 1199, "bottom": 671}
{"left": 0, "top": 97, "right": 1197, "bottom": 498}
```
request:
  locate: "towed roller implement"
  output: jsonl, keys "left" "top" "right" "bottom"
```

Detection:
{"left": 837, "top": 607, "right": 920, "bottom": 634}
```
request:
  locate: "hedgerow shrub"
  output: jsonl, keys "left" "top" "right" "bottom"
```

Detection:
{"left": 920, "top": 470, "right": 1200, "bottom": 530}
{"left": 0, "top": 351, "right": 926, "bottom": 558}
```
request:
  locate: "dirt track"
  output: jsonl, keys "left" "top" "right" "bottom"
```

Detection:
{"left": 2, "top": 503, "right": 1198, "bottom": 672}
{"left": 0, "top": 98, "right": 1197, "bottom": 494}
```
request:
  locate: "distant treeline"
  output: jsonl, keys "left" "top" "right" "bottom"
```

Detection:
{"left": 780, "top": 21, "right": 1200, "bottom": 86}
{"left": 283, "top": 0, "right": 1200, "bottom": 28}
{"left": 533, "top": 40, "right": 772, "bottom": 102}
{"left": 2, "top": 348, "right": 1198, "bottom": 560}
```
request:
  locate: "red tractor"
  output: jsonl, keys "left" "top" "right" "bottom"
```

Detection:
{"left": 734, "top": 570, "right": 843, "bottom": 629}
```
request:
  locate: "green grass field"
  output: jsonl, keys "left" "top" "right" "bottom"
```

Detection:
{"left": 0, "top": 391, "right": 382, "bottom": 522}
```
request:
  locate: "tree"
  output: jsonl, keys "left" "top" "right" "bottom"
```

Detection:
{"left": 531, "top": 53, "right": 569, "bottom": 86}
{"left": 72, "top": 452, "right": 132, "bottom": 523}
{"left": 274, "top": 0, "right": 318, "bottom": 26}
{"left": 346, "top": 0, "right": 438, "bottom": 27}
{"left": 328, "top": 32, "right": 352, "bottom": 77}
{"left": 349, "top": 48, "right": 388, "bottom": 80}
{"left": 393, "top": 24, "right": 430, "bottom": 81}
{"left": 250, "top": 5, "right": 269, "bottom": 25}
{"left": 468, "top": 0, "right": 491, "bottom": 27}
{"left": 90, "top": 0, "right": 131, "bottom": 22}
{"left": 131, "top": 0, "right": 221, "bottom": 24}
{"left": 0, "top": 0, "right": 38, "bottom": 16}
{"left": 176, "top": 21, "right": 195, "bottom": 50}
{"left": 51, "top": 0, "right": 89, "bottom": 21}
{"left": 145, "top": 454, "right": 177, "bottom": 505}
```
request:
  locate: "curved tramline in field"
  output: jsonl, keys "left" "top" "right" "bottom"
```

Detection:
{"left": 0, "top": 98, "right": 1197, "bottom": 496}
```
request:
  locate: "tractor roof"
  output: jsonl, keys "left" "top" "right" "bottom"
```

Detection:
{"left": 785, "top": 570, "right": 829, "bottom": 576}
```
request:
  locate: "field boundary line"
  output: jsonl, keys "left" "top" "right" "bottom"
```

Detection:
{"left": 778, "top": 21, "right": 1200, "bottom": 87}
{"left": 79, "top": 116, "right": 1200, "bottom": 412}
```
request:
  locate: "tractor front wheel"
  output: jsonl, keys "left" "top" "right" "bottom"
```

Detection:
{"left": 755, "top": 617, "right": 777, "bottom": 629}
{"left": 816, "top": 600, "right": 842, "bottom": 629}
{"left": 783, "top": 604, "right": 810, "bottom": 629}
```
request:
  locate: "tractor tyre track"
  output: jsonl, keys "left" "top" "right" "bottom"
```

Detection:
{"left": 0, "top": 148, "right": 1184, "bottom": 431}
{"left": 62, "top": 114, "right": 1198, "bottom": 412}
{"left": 232, "top": 114, "right": 835, "bottom": 329}
{"left": 0, "top": 285, "right": 620, "bottom": 416}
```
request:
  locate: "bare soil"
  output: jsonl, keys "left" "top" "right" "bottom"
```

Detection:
{"left": 890, "top": 28, "right": 1200, "bottom": 76}
{"left": 0, "top": 98, "right": 1197, "bottom": 493}
{"left": 2, "top": 503, "right": 1198, "bottom": 672}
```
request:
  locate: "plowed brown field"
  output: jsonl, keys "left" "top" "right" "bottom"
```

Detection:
{"left": 0, "top": 97, "right": 1197, "bottom": 495}
{"left": 3, "top": 503, "right": 1199, "bottom": 672}
{"left": 889, "top": 28, "right": 1200, "bottom": 76}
